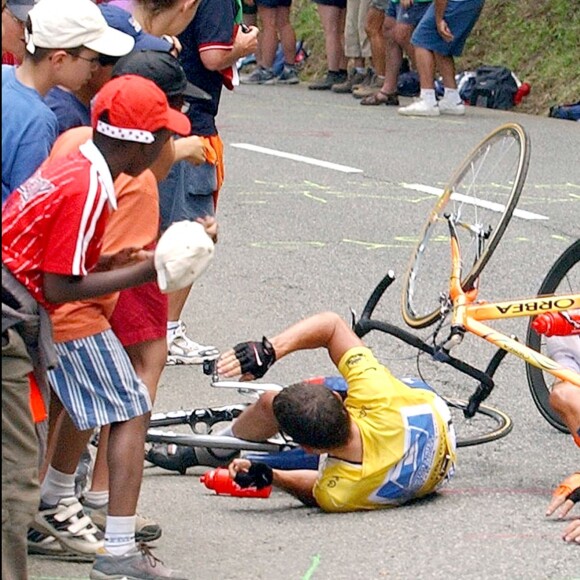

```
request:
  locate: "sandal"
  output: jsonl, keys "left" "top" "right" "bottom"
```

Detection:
{"left": 360, "top": 90, "right": 400, "bottom": 106}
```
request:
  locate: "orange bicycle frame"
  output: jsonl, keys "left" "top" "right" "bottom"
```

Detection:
{"left": 448, "top": 223, "right": 580, "bottom": 387}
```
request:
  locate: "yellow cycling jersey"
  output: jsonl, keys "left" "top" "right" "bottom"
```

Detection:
{"left": 312, "top": 347, "right": 456, "bottom": 512}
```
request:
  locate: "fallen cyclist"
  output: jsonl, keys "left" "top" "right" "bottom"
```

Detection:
{"left": 213, "top": 311, "right": 456, "bottom": 512}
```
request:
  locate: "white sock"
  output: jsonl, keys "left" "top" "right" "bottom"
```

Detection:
{"left": 41, "top": 465, "right": 76, "bottom": 507}
{"left": 355, "top": 67, "right": 366, "bottom": 74}
{"left": 420, "top": 89, "right": 437, "bottom": 106}
{"left": 167, "top": 320, "right": 180, "bottom": 340}
{"left": 443, "top": 87, "right": 460, "bottom": 103}
{"left": 83, "top": 490, "right": 109, "bottom": 509}
{"left": 105, "top": 515, "right": 136, "bottom": 556}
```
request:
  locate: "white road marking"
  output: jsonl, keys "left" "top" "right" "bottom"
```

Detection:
{"left": 230, "top": 143, "right": 363, "bottom": 174}
{"left": 401, "top": 183, "right": 549, "bottom": 221}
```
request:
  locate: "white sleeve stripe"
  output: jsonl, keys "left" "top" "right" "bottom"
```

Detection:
{"left": 71, "top": 165, "right": 100, "bottom": 276}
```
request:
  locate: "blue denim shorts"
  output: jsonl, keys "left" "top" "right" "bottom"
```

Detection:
{"left": 411, "top": 0, "right": 485, "bottom": 56}
{"left": 396, "top": 0, "right": 431, "bottom": 27}
{"left": 385, "top": 0, "right": 396, "bottom": 18}
{"left": 158, "top": 160, "right": 216, "bottom": 232}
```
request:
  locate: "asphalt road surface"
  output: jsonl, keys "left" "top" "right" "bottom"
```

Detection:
{"left": 30, "top": 83, "right": 579, "bottom": 580}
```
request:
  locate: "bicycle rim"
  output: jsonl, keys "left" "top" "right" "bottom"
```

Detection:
{"left": 445, "top": 398, "right": 513, "bottom": 447}
{"left": 403, "top": 123, "right": 531, "bottom": 328}
{"left": 525, "top": 239, "right": 580, "bottom": 433}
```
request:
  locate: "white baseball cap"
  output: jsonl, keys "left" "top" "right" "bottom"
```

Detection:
{"left": 25, "top": 0, "right": 135, "bottom": 56}
{"left": 154, "top": 221, "right": 215, "bottom": 294}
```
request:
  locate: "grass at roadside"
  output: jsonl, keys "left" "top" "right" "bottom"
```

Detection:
{"left": 290, "top": 0, "right": 579, "bottom": 116}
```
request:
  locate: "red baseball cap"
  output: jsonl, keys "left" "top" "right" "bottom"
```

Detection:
{"left": 91, "top": 75, "right": 191, "bottom": 143}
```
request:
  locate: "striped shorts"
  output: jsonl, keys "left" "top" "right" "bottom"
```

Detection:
{"left": 48, "top": 329, "right": 152, "bottom": 431}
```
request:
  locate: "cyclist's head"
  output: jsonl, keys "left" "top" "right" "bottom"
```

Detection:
{"left": 272, "top": 383, "right": 350, "bottom": 450}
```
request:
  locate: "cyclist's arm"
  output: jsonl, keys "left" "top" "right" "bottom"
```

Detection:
{"left": 272, "top": 469, "right": 319, "bottom": 508}
{"left": 270, "top": 311, "right": 364, "bottom": 367}
{"left": 217, "top": 311, "right": 364, "bottom": 378}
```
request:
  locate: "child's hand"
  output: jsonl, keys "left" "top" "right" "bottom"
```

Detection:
{"left": 196, "top": 216, "right": 218, "bottom": 244}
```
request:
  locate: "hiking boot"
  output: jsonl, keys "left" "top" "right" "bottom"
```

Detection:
{"left": 166, "top": 321, "right": 218, "bottom": 365}
{"left": 34, "top": 497, "right": 104, "bottom": 557}
{"left": 352, "top": 74, "right": 385, "bottom": 98}
{"left": 90, "top": 544, "right": 188, "bottom": 580}
{"left": 146, "top": 443, "right": 239, "bottom": 475}
{"left": 266, "top": 65, "right": 299, "bottom": 85}
{"left": 438, "top": 98, "right": 466, "bottom": 116}
{"left": 331, "top": 69, "right": 367, "bottom": 93}
{"left": 240, "top": 66, "right": 275, "bottom": 85}
{"left": 308, "top": 70, "right": 347, "bottom": 91}
{"left": 82, "top": 501, "right": 162, "bottom": 544}
{"left": 27, "top": 527, "right": 94, "bottom": 562}
{"left": 351, "top": 67, "right": 374, "bottom": 91}
{"left": 398, "top": 99, "right": 440, "bottom": 117}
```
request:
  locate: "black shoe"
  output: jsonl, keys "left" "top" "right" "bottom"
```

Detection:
{"left": 309, "top": 70, "right": 347, "bottom": 91}
{"left": 146, "top": 444, "right": 239, "bottom": 475}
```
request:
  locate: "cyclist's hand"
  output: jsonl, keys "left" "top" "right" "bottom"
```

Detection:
{"left": 546, "top": 472, "right": 580, "bottom": 518}
{"left": 563, "top": 518, "right": 580, "bottom": 543}
{"left": 229, "top": 459, "right": 273, "bottom": 489}
{"left": 217, "top": 336, "right": 276, "bottom": 379}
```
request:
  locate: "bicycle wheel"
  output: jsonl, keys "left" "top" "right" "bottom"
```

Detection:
{"left": 403, "top": 123, "right": 531, "bottom": 328}
{"left": 525, "top": 239, "right": 580, "bottom": 433}
{"left": 445, "top": 398, "right": 513, "bottom": 447}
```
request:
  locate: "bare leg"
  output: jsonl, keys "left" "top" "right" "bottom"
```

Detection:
{"left": 107, "top": 414, "right": 150, "bottom": 516}
{"left": 414, "top": 46, "right": 436, "bottom": 89}
{"left": 231, "top": 391, "right": 279, "bottom": 441}
{"left": 276, "top": 6, "right": 296, "bottom": 65}
{"left": 125, "top": 338, "right": 167, "bottom": 404}
{"left": 50, "top": 413, "right": 93, "bottom": 475}
{"left": 317, "top": 4, "right": 347, "bottom": 71}
{"left": 167, "top": 285, "right": 192, "bottom": 324}
{"left": 550, "top": 382, "right": 580, "bottom": 444}
{"left": 365, "top": 6, "right": 385, "bottom": 77}
{"left": 434, "top": 53, "right": 457, "bottom": 88}
{"left": 257, "top": 5, "right": 278, "bottom": 68}
{"left": 380, "top": 15, "right": 400, "bottom": 94}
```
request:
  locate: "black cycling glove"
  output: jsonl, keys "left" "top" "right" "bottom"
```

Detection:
{"left": 234, "top": 462, "right": 274, "bottom": 489}
{"left": 233, "top": 336, "right": 276, "bottom": 378}
{"left": 569, "top": 487, "right": 580, "bottom": 503}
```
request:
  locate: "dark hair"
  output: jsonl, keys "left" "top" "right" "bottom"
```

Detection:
{"left": 134, "top": 0, "right": 181, "bottom": 20}
{"left": 272, "top": 383, "right": 350, "bottom": 449}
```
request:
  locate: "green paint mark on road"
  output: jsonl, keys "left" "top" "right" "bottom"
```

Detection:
{"left": 343, "top": 239, "right": 390, "bottom": 250}
{"left": 303, "top": 180, "right": 329, "bottom": 190}
{"left": 302, "top": 554, "right": 321, "bottom": 580}
{"left": 302, "top": 192, "right": 327, "bottom": 203}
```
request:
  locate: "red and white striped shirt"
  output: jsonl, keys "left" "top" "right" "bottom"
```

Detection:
{"left": 2, "top": 140, "right": 117, "bottom": 311}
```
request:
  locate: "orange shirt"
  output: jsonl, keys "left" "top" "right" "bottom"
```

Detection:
{"left": 46, "top": 127, "right": 159, "bottom": 343}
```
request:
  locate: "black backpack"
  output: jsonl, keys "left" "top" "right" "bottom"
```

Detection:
{"left": 469, "top": 66, "right": 518, "bottom": 110}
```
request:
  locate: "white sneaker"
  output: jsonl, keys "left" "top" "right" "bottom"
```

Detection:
{"left": 166, "top": 321, "right": 219, "bottom": 365}
{"left": 34, "top": 497, "right": 104, "bottom": 557}
{"left": 398, "top": 99, "right": 440, "bottom": 117}
{"left": 438, "top": 99, "right": 466, "bottom": 116}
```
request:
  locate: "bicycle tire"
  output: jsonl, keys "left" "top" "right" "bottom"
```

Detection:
{"left": 402, "top": 123, "right": 531, "bottom": 329}
{"left": 525, "top": 239, "right": 580, "bottom": 433}
{"left": 445, "top": 398, "right": 513, "bottom": 447}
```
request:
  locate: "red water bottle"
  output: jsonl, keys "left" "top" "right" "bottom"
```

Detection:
{"left": 514, "top": 82, "right": 531, "bottom": 105}
{"left": 200, "top": 468, "right": 272, "bottom": 498}
{"left": 532, "top": 309, "right": 580, "bottom": 337}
